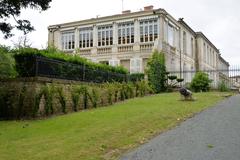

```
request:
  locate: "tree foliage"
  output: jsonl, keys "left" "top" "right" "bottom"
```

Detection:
{"left": 190, "top": 72, "right": 212, "bottom": 92}
{"left": 147, "top": 50, "right": 167, "bottom": 93}
{"left": 0, "top": 0, "right": 52, "bottom": 38}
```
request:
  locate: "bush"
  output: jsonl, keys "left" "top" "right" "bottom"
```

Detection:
{"left": 147, "top": 50, "right": 167, "bottom": 93}
{"left": 218, "top": 80, "right": 229, "bottom": 92}
{"left": 190, "top": 72, "right": 212, "bottom": 92}
{"left": 0, "top": 45, "right": 17, "bottom": 79}
{"left": 129, "top": 73, "right": 144, "bottom": 82}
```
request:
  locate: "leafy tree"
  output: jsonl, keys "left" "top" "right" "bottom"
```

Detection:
{"left": 190, "top": 72, "right": 212, "bottom": 92}
{"left": 0, "top": 0, "right": 52, "bottom": 38}
{"left": 146, "top": 50, "right": 167, "bottom": 93}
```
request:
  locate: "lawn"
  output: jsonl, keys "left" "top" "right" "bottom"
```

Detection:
{"left": 0, "top": 92, "right": 229, "bottom": 160}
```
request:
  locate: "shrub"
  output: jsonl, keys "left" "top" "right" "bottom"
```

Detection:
{"left": 190, "top": 72, "right": 212, "bottom": 92}
{"left": 218, "top": 80, "right": 229, "bottom": 92}
{"left": 56, "top": 87, "right": 67, "bottom": 113}
{"left": 147, "top": 50, "right": 167, "bottom": 93}
{"left": 0, "top": 45, "right": 17, "bottom": 79}
{"left": 105, "top": 83, "right": 115, "bottom": 105}
{"left": 41, "top": 85, "right": 55, "bottom": 115}
{"left": 135, "top": 80, "right": 152, "bottom": 97}
{"left": 71, "top": 88, "right": 81, "bottom": 112}
{"left": 88, "top": 87, "right": 100, "bottom": 108}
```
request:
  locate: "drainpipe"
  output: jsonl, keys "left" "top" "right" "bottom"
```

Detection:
{"left": 179, "top": 28, "right": 182, "bottom": 79}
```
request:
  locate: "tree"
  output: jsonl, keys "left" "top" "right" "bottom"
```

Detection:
{"left": 190, "top": 72, "right": 212, "bottom": 92}
{"left": 0, "top": 0, "right": 52, "bottom": 39}
{"left": 146, "top": 50, "right": 167, "bottom": 93}
{"left": 12, "top": 35, "right": 32, "bottom": 49}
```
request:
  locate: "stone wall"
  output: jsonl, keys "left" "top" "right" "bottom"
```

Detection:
{"left": 0, "top": 77, "right": 149, "bottom": 120}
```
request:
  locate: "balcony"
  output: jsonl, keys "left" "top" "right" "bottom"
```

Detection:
{"left": 97, "top": 47, "right": 112, "bottom": 54}
{"left": 118, "top": 45, "right": 133, "bottom": 53}
{"left": 79, "top": 49, "right": 91, "bottom": 55}
{"left": 140, "top": 43, "right": 154, "bottom": 52}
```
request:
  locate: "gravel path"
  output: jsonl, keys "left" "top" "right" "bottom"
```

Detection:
{"left": 121, "top": 94, "right": 240, "bottom": 160}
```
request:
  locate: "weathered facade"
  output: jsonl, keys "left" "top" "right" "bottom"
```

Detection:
{"left": 48, "top": 6, "right": 229, "bottom": 84}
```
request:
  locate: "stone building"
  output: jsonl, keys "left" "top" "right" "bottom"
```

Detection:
{"left": 48, "top": 6, "right": 229, "bottom": 85}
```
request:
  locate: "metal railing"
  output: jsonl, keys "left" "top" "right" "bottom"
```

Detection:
{"left": 15, "top": 55, "right": 128, "bottom": 83}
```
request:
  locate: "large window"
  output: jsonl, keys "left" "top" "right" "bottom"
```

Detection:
{"left": 79, "top": 27, "right": 93, "bottom": 48}
{"left": 191, "top": 37, "right": 194, "bottom": 57}
{"left": 168, "top": 24, "right": 174, "bottom": 46}
{"left": 118, "top": 22, "right": 134, "bottom": 45}
{"left": 183, "top": 31, "right": 187, "bottom": 54}
{"left": 97, "top": 25, "right": 113, "bottom": 47}
{"left": 140, "top": 19, "right": 158, "bottom": 43}
{"left": 62, "top": 31, "right": 75, "bottom": 50}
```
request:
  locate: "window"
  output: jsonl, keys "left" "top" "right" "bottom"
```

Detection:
{"left": 191, "top": 38, "right": 194, "bottom": 57}
{"left": 61, "top": 31, "right": 75, "bottom": 50}
{"left": 130, "top": 58, "right": 142, "bottom": 73}
{"left": 203, "top": 43, "right": 206, "bottom": 62}
{"left": 109, "top": 59, "right": 120, "bottom": 67}
{"left": 118, "top": 22, "right": 134, "bottom": 45}
{"left": 168, "top": 24, "right": 174, "bottom": 46}
{"left": 183, "top": 31, "right": 187, "bottom": 54}
{"left": 140, "top": 19, "right": 158, "bottom": 43}
{"left": 97, "top": 25, "right": 113, "bottom": 47}
{"left": 79, "top": 27, "right": 93, "bottom": 48}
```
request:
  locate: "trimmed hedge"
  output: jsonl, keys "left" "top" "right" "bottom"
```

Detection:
{"left": 13, "top": 48, "right": 128, "bottom": 74}
{"left": 14, "top": 48, "right": 129, "bottom": 83}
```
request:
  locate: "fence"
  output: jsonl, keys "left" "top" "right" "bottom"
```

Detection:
{"left": 168, "top": 67, "right": 240, "bottom": 89}
{"left": 15, "top": 55, "right": 128, "bottom": 83}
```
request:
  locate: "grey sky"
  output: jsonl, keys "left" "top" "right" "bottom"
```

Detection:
{"left": 1, "top": 0, "right": 239, "bottom": 65}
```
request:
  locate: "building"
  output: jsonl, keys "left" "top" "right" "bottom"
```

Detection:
{"left": 48, "top": 6, "right": 229, "bottom": 85}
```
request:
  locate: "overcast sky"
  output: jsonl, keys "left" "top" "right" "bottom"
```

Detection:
{"left": 1, "top": 0, "right": 239, "bottom": 65}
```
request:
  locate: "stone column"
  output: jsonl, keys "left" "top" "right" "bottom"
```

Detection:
{"left": 112, "top": 22, "right": 118, "bottom": 53}
{"left": 74, "top": 28, "right": 79, "bottom": 50}
{"left": 93, "top": 25, "right": 98, "bottom": 47}
{"left": 133, "top": 19, "right": 140, "bottom": 52}
{"left": 92, "top": 25, "right": 98, "bottom": 55}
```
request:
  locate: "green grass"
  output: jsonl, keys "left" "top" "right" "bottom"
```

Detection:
{"left": 0, "top": 92, "right": 229, "bottom": 160}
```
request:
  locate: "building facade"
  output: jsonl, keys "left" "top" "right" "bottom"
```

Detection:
{"left": 48, "top": 6, "right": 229, "bottom": 85}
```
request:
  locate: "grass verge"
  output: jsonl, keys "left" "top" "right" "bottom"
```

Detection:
{"left": 0, "top": 92, "right": 230, "bottom": 160}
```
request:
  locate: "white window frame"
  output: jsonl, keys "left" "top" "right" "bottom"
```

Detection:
{"left": 61, "top": 31, "right": 75, "bottom": 51}
{"left": 140, "top": 19, "right": 158, "bottom": 43}
{"left": 97, "top": 25, "right": 113, "bottom": 47}
{"left": 118, "top": 22, "right": 134, "bottom": 45}
{"left": 79, "top": 27, "right": 93, "bottom": 48}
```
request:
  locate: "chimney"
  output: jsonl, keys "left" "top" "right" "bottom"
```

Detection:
{"left": 144, "top": 5, "right": 154, "bottom": 11}
{"left": 122, "top": 10, "right": 131, "bottom": 14}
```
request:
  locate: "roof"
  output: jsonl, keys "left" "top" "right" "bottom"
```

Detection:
{"left": 195, "top": 32, "right": 219, "bottom": 52}
{"left": 219, "top": 55, "right": 230, "bottom": 66}
{"left": 178, "top": 18, "right": 196, "bottom": 36}
{"left": 48, "top": 8, "right": 167, "bottom": 29}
